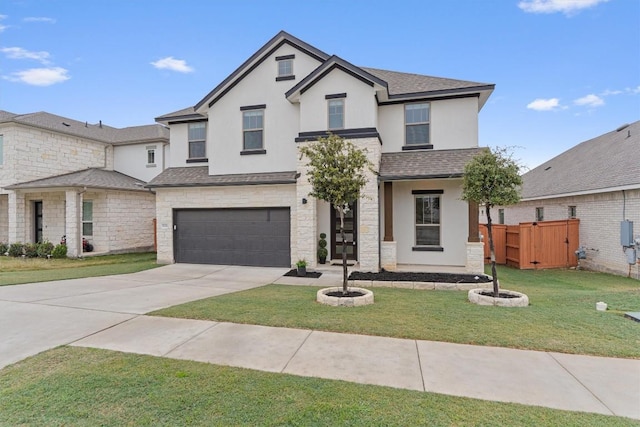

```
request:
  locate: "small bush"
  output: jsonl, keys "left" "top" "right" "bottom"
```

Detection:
{"left": 0, "top": 242, "right": 8, "bottom": 255}
{"left": 51, "top": 244, "right": 68, "bottom": 259}
{"left": 37, "top": 241, "right": 55, "bottom": 258}
{"left": 23, "top": 243, "right": 39, "bottom": 258}
{"left": 8, "top": 242, "right": 24, "bottom": 257}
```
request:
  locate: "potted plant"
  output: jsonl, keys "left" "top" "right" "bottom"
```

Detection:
{"left": 317, "top": 233, "right": 328, "bottom": 264}
{"left": 296, "top": 259, "right": 307, "bottom": 277}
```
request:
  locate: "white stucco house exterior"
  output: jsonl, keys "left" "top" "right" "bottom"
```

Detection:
{"left": 495, "top": 121, "right": 640, "bottom": 278}
{"left": 0, "top": 110, "right": 169, "bottom": 257}
{"left": 149, "top": 31, "right": 494, "bottom": 273}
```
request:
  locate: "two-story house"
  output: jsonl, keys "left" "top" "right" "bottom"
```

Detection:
{"left": 0, "top": 110, "right": 169, "bottom": 257}
{"left": 149, "top": 31, "right": 494, "bottom": 273}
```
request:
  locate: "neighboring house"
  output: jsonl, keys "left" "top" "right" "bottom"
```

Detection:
{"left": 149, "top": 31, "right": 494, "bottom": 273}
{"left": 0, "top": 110, "right": 169, "bottom": 257}
{"left": 494, "top": 121, "right": 640, "bottom": 277}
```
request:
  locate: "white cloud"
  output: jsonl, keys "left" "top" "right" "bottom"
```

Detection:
{"left": 1, "top": 47, "right": 51, "bottom": 64}
{"left": 600, "top": 89, "right": 623, "bottom": 96}
{"left": 151, "top": 56, "right": 193, "bottom": 73}
{"left": 518, "top": 0, "right": 610, "bottom": 15}
{"left": 574, "top": 94, "right": 604, "bottom": 107}
{"left": 527, "top": 98, "right": 562, "bottom": 111}
{"left": 5, "top": 67, "right": 69, "bottom": 86}
{"left": 0, "top": 14, "right": 7, "bottom": 32}
{"left": 23, "top": 17, "right": 57, "bottom": 24}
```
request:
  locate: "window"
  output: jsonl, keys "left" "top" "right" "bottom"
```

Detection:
{"left": 568, "top": 206, "right": 577, "bottom": 219}
{"left": 328, "top": 99, "right": 344, "bottom": 130}
{"left": 498, "top": 208, "right": 505, "bottom": 224}
{"left": 82, "top": 200, "right": 93, "bottom": 236}
{"left": 0, "top": 134, "right": 3, "bottom": 165}
{"left": 275, "top": 54, "right": 295, "bottom": 81}
{"left": 146, "top": 145, "right": 156, "bottom": 166}
{"left": 535, "top": 207, "right": 544, "bottom": 222}
{"left": 405, "top": 103, "right": 430, "bottom": 146}
{"left": 243, "top": 110, "right": 264, "bottom": 150}
{"left": 188, "top": 122, "right": 206, "bottom": 159}
{"left": 415, "top": 194, "right": 441, "bottom": 246}
{"left": 278, "top": 59, "right": 293, "bottom": 77}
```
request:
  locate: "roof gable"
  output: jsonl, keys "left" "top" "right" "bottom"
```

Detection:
{"left": 194, "top": 31, "right": 329, "bottom": 111}
{"left": 521, "top": 121, "right": 640, "bottom": 200}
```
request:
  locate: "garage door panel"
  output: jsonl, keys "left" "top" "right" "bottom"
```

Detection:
{"left": 174, "top": 208, "right": 291, "bottom": 267}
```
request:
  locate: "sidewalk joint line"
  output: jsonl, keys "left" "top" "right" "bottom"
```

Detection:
{"left": 67, "top": 314, "right": 141, "bottom": 346}
{"left": 280, "top": 329, "right": 314, "bottom": 373}
{"left": 162, "top": 320, "right": 221, "bottom": 357}
{"left": 414, "top": 340, "right": 426, "bottom": 392}
{"left": 546, "top": 352, "right": 615, "bottom": 416}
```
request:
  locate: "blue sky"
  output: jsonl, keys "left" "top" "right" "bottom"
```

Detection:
{"left": 0, "top": 0, "right": 638, "bottom": 169}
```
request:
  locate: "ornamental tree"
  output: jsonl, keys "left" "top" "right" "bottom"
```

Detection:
{"left": 299, "top": 134, "right": 373, "bottom": 293}
{"left": 462, "top": 147, "right": 522, "bottom": 297}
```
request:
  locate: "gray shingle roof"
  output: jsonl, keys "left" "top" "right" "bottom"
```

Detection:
{"left": 379, "top": 148, "right": 486, "bottom": 180}
{"left": 362, "top": 67, "right": 493, "bottom": 97}
{"left": 5, "top": 168, "right": 148, "bottom": 192}
{"left": 146, "top": 167, "right": 297, "bottom": 188}
{"left": 155, "top": 106, "right": 205, "bottom": 124}
{"left": 521, "top": 121, "right": 640, "bottom": 200}
{"left": 0, "top": 110, "right": 168, "bottom": 145}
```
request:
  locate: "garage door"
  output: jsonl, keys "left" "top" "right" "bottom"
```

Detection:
{"left": 173, "top": 208, "right": 290, "bottom": 267}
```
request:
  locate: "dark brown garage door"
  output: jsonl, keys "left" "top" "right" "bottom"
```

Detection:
{"left": 173, "top": 208, "right": 290, "bottom": 267}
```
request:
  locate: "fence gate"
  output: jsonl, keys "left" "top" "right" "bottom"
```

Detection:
{"left": 481, "top": 219, "right": 579, "bottom": 269}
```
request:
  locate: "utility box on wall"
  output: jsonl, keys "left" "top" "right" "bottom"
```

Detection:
{"left": 621, "top": 220, "right": 634, "bottom": 246}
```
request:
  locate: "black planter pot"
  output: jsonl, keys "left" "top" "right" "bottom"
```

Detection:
{"left": 297, "top": 266, "right": 307, "bottom": 276}
{"left": 319, "top": 257, "right": 326, "bottom": 264}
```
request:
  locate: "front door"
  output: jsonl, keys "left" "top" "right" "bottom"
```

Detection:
{"left": 34, "top": 201, "right": 43, "bottom": 242}
{"left": 331, "top": 203, "right": 357, "bottom": 261}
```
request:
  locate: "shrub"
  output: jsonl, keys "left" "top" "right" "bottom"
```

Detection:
{"left": 37, "top": 241, "right": 55, "bottom": 258}
{"left": 0, "top": 242, "right": 8, "bottom": 256}
{"left": 51, "top": 244, "right": 68, "bottom": 259}
{"left": 23, "top": 243, "right": 39, "bottom": 258}
{"left": 8, "top": 242, "right": 24, "bottom": 257}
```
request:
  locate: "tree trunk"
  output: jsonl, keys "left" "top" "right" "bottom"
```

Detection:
{"left": 485, "top": 205, "right": 500, "bottom": 297}
{"left": 339, "top": 207, "right": 348, "bottom": 294}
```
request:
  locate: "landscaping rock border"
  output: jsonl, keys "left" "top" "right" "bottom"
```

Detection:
{"left": 468, "top": 288, "right": 529, "bottom": 307}
{"left": 317, "top": 287, "right": 374, "bottom": 307}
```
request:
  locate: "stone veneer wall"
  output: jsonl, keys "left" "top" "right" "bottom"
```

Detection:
{"left": 296, "top": 142, "right": 317, "bottom": 266}
{"left": 155, "top": 184, "right": 297, "bottom": 264}
{"left": 0, "top": 123, "right": 108, "bottom": 190}
{"left": 103, "top": 190, "right": 156, "bottom": 252}
{"left": 0, "top": 195, "right": 7, "bottom": 242}
{"left": 499, "top": 189, "right": 640, "bottom": 278}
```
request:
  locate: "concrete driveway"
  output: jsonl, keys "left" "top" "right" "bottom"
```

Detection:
{"left": 0, "top": 264, "right": 287, "bottom": 370}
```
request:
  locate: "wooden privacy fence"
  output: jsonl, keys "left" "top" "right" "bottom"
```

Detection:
{"left": 480, "top": 219, "right": 580, "bottom": 269}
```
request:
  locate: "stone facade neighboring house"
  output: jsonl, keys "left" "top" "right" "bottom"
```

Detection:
{"left": 493, "top": 121, "right": 640, "bottom": 278}
{"left": 0, "top": 110, "right": 169, "bottom": 256}
{"left": 148, "top": 31, "right": 494, "bottom": 273}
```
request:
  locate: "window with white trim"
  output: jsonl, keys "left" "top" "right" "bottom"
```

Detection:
{"left": 188, "top": 122, "right": 206, "bottom": 159}
{"left": 405, "top": 103, "right": 430, "bottom": 146}
{"left": 498, "top": 208, "right": 505, "bottom": 224}
{"left": 82, "top": 200, "right": 93, "bottom": 236}
{"left": 278, "top": 59, "right": 293, "bottom": 77}
{"left": 415, "top": 193, "right": 441, "bottom": 246}
{"left": 568, "top": 206, "right": 576, "bottom": 219}
{"left": 535, "top": 207, "right": 544, "bottom": 222}
{"left": 243, "top": 110, "right": 264, "bottom": 150}
{"left": 146, "top": 145, "right": 156, "bottom": 166}
{"left": 328, "top": 99, "right": 344, "bottom": 130}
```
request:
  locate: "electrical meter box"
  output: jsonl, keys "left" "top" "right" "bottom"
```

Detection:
{"left": 621, "top": 220, "right": 634, "bottom": 246}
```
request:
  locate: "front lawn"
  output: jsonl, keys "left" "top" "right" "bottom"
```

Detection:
{"left": 0, "top": 347, "right": 634, "bottom": 426}
{"left": 0, "top": 252, "right": 160, "bottom": 286}
{"left": 153, "top": 266, "right": 640, "bottom": 358}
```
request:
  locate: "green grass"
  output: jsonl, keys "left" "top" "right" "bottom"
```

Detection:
{"left": 0, "top": 346, "right": 636, "bottom": 426}
{"left": 153, "top": 266, "right": 640, "bottom": 358}
{"left": 0, "top": 252, "right": 160, "bottom": 286}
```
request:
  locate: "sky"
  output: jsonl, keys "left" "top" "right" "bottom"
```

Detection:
{"left": 0, "top": 0, "right": 638, "bottom": 170}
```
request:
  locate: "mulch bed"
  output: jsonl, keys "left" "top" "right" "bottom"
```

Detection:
{"left": 349, "top": 270, "right": 492, "bottom": 283}
{"left": 283, "top": 269, "right": 323, "bottom": 278}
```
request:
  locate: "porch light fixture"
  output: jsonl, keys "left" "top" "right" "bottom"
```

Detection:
{"left": 302, "top": 198, "right": 307, "bottom": 204}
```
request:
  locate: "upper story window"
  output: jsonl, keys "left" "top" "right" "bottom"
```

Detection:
{"left": 146, "top": 145, "right": 156, "bottom": 167}
{"left": 328, "top": 99, "right": 345, "bottom": 130}
{"left": 242, "top": 108, "right": 264, "bottom": 152}
{"left": 188, "top": 122, "right": 206, "bottom": 160}
{"left": 568, "top": 206, "right": 577, "bottom": 219}
{"left": 275, "top": 54, "right": 295, "bottom": 81}
{"left": 405, "top": 103, "right": 430, "bottom": 147}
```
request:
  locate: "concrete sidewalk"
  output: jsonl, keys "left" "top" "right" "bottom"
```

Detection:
{"left": 72, "top": 315, "right": 640, "bottom": 420}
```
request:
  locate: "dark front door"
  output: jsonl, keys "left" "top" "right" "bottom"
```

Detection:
{"left": 173, "top": 208, "right": 291, "bottom": 267}
{"left": 34, "top": 201, "right": 43, "bottom": 243}
{"left": 331, "top": 203, "right": 357, "bottom": 261}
